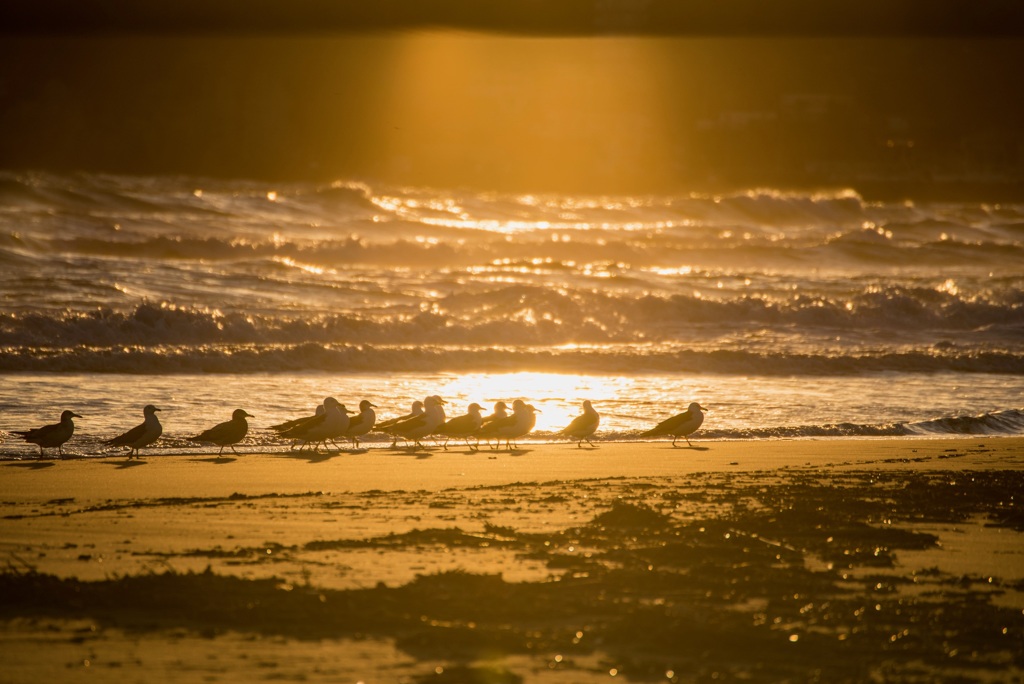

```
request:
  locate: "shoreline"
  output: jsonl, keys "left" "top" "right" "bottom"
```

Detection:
{"left": 2, "top": 437, "right": 1021, "bottom": 503}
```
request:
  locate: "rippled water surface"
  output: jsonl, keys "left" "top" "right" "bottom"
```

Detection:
{"left": 1, "top": 171, "right": 1021, "bottom": 455}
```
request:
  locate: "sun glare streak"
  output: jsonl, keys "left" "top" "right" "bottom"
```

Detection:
{"left": 369, "top": 192, "right": 686, "bottom": 234}
{"left": 272, "top": 256, "right": 330, "bottom": 276}
{"left": 371, "top": 32, "right": 677, "bottom": 192}
{"left": 422, "top": 372, "right": 631, "bottom": 433}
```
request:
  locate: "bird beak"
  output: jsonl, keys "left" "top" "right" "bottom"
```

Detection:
{"left": 73, "top": 413, "right": 84, "bottom": 418}
{"left": 246, "top": 412, "right": 255, "bottom": 418}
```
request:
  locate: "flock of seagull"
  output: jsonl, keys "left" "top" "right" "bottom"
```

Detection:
{"left": 6, "top": 398, "right": 708, "bottom": 459}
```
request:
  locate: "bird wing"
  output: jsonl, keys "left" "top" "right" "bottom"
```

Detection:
{"left": 642, "top": 412, "right": 687, "bottom": 437}
{"left": 559, "top": 412, "right": 597, "bottom": 436}
{"left": 375, "top": 411, "right": 415, "bottom": 431}
{"left": 18, "top": 419, "right": 74, "bottom": 447}
{"left": 435, "top": 413, "right": 475, "bottom": 436}
{"left": 106, "top": 422, "right": 147, "bottom": 447}
{"left": 477, "top": 414, "right": 516, "bottom": 436}
{"left": 14, "top": 422, "right": 58, "bottom": 440}
{"left": 280, "top": 412, "right": 325, "bottom": 438}
{"left": 390, "top": 414, "right": 427, "bottom": 435}
{"left": 271, "top": 414, "right": 315, "bottom": 432}
{"left": 192, "top": 420, "right": 234, "bottom": 443}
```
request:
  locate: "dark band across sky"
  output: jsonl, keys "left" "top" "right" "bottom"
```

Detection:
{"left": 4, "top": 0, "right": 1024, "bottom": 37}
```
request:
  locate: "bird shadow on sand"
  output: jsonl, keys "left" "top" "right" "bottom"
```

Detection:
{"left": 485, "top": 447, "right": 533, "bottom": 456}
{"left": 3, "top": 460, "right": 56, "bottom": 470}
{"left": 190, "top": 457, "right": 237, "bottom": 465}
{"left": 281, "top": 450, "right": 344, "bottom": 464}
{"left": 674, "top": 444, "right": 710, "bottom": 451}
{"left": 387, "top": 446, "right": 435, "bottom": 459}
{"left": 100, "top": 459, "right": 149, "bottom": 470}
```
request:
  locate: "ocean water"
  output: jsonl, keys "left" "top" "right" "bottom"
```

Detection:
{"left": 0, "top": 171, "right": 1022, "bottom": 457}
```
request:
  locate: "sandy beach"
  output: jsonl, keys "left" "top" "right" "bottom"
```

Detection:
{"left": 5, "top": 12, "right": 1024, "bottom": 684}
{"left": 1, "top": 438, "right": 1022, "bottom": 683}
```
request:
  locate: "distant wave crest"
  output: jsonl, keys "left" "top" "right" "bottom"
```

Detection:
{"left": 10, "top": 228, "right": 1023, "bottom": 273}
{"left": 2, "top": 337, "right": 1023, "bottom": 376}
{"left": 1, "top": 172, "right": 1022, "bottom": 377}
{"left": 1, "top": 288, "right": 1021, "bottom": 351}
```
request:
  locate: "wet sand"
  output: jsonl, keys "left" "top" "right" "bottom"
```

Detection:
{"left": 1, "top": 438, "right": 1022, "bottom": 683}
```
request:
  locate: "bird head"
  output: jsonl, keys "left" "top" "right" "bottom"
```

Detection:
{"left": 61, "top": 410, "right": 83, "bottom": 421}
{"left": 144, "top": 404, "right": 161, "bottom": 415}
{"left": 233, "top": 409, "right": 254, "bottom": 420}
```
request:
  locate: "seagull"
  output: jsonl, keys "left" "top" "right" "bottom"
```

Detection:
{"left": 642, "top": 402, "right": 707, "bottom": 447}
{"left": 479, "top": 401, "right": 509, "bottom": 449}
{"left": 481, "top": 401, "right": 508, "bottom": 426}
{"left": 270, "top": 404, "right": 324, "bottom": 433}
{"left": 105, "top": 404, "right": 163, "bottom": 459}
{"left": 374, "top": 400, "right": 424, "bottom": 447}
{"left": 13, "top": 410, "right": 81, "bottom": 458}
{"left": 433, "top": 403, "right": 484, "bottom": 451}
{"left": 389, "top": 395, "right": 447, "bottom": 449}
{"left": 189, "top": 408, "right": 253, "bottom": 456}
{"left": 272, "top": 404, "right": 326, "bottom": 450}
{"left": 558, "top": 400, "right": 600, "bottom": 448}
{"left": 342, "top": 400, "right": 377, "bottom": 448}
{"left": 476, "top": 399, "right": 539, "bottom": 450}
{"left": 279, "top": 397, "right": 350, "bottom": 451}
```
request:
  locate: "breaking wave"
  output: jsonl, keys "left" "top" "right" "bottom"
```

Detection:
{"left": 1, "top": 287, "right": 1021, "bottom": 353}
{"left": 689, "top": 409, "right": 1024, "bottom": 439}
{"left": 2, "top": 339, "right": 1023, "bottom": 376}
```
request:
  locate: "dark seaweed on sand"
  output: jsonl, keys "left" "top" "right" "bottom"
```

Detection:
{"left": 2, "top": 470, "right": 1022, "bottom": 682}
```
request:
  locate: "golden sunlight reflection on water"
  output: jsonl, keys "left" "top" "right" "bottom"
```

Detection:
{"left": 1, "top": 371, "right": 1019, "bottom": 460}
{"left": 425, "top": 371, "right": 625, "bottom": 432}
